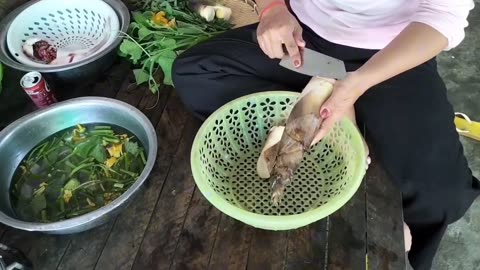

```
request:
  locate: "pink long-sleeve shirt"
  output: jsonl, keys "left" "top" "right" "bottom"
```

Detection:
{"left": 290, "top": 0, "right": 474, "bottom": 50}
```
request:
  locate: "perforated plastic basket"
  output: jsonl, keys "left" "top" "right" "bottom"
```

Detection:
{"left": 6, "top": 0, "right": 120, "bottom": 68}
{"left": 191, "top": 91, "right": 367, "bottom": 230}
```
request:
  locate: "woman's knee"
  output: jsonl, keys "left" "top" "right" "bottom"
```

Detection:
{"left": 402, "top": 171, "right": 478, "bottom": 227}
{"left": 172, "top": 55, "right": 198, "bottom": 113}
{"left": 172, "top": 40, "right": 230, "bottom": 116}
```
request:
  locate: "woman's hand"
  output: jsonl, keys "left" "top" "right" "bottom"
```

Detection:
{"left": 256, "top": 5, "right": 305, "bottom": 66}
{"left": 311, "top": 72, "right": 370, "bottom": 145}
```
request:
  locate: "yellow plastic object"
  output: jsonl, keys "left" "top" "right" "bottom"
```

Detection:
{"left": 455, "top": 112, "right": 480, "bottom": 141}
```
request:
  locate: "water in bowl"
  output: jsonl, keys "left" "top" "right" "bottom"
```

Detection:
{"left": 9, "top": 123, "right": 146, "bottom": 223}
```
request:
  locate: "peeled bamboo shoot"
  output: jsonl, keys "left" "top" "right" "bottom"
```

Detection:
{"left": 258, "top": 77, "right": 335, "bottom": 205}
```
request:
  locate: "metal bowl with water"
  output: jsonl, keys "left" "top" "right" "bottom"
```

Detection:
{"left": 0, "top": 97, "right": 157, "bottom": 234}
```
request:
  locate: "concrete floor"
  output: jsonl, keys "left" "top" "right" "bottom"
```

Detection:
{"left": 430, "top": 1, "right": 480, "bottom": 269}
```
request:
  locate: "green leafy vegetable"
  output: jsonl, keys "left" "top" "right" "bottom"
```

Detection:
{"left": 119, "top": 40, "right": 143, "bottom": 64}
{"left": 125, "top": 141, "right": 140, "bottom": 156}
{"left": 155, "top": 50, "right": 176, "bottom": 85}
{"left": 64, "top": 178, "right": 80, "bottom": 191}
{"left": 118, "top": 0, "right": 232, "bottom": 93}
{"left": 74, "top": 140, "right": 97, "bottom": 158}
{"left": 133, "top": 69, "right": 150, "bottom": 85}
{"left": 30, "top": 194, "right": 46, "bottom": 216}
{"left": 91, "top": 144, "right": 108, "bottom": 163}
{"left": 10, "top": 124, "right": 147, "bottom": 223}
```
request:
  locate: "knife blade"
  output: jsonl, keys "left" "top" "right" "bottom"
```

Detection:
{"left": 251, "top": 30, "right": 347, "bottom": 80}
{"left": 279, "top": 48, "right": 347, "bottom": 80}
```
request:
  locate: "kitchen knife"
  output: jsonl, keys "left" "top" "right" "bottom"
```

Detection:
{"left": 251, "top": 30, "right": 347, "bottom": 80}
{"left": 279, "top": 48, "right": 347, "bottom": 80}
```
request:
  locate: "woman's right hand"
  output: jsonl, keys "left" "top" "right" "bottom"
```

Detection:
{"left": 256, "top": 3, "right": 306, "bottom": 67}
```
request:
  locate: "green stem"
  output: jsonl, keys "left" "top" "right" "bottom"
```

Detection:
{"left": 31, "top": 143, "right": 49, "bottom": 163}
{"left": 27, "top": 142, "right": 48, "bottom": 161}
{"left": 57, "top": 151, "right": 75, "bottom": 164}
{"left": 118, "top": 31, "right": 152, "bottom": 58}
{"left": 119, "top": 169, "right": 136, "bottom": 178}
{"left": 94, "top": 126, "right": 112, "bottom": 130}
{"left": 103, "top": 137, "right": 120, "bottom": 143}
{"left": 69, "top": 163, "right": 94, "bottom": 177}
{"left": 72, "top": 179, "right": 121, "bottom": 192}
{"left": 124, "top": 153, "right": 129, "bottom": 171}
{"left": 89, "top": 130, "right": 114, "bottom": 135}
{"left": 140, "top": 151, "right": 147, "bottom": 165}
{"left": 41, "top": 209, "right": 48, "bottom": 222}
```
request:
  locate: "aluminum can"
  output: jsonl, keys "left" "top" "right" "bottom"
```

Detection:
{"left": 20, "top": 71, "right": 57, "bottom": 109}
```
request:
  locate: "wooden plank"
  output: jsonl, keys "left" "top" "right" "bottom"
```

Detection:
{"left": 89, "top": 60, "right": 132, "bottom": 98}
{"left": 366, "top": 159, "right": 405, "bottom": 270}
{"left": 56, "top": 221, "right": 115, "bottom": 270}
{"left": 114, "top": 75, "right": 146, "bottom": 106}
{"left": 1, "top": 228, "right": 70, "bottom": 270}
{"left": 207, "top": 215, "right": 253, "bottom": 270}
{"left": 24, "top": 234, "right": 70, "bottom": 270}
{"left": 131, "top": 118, "right": 200, "bottom": 270}
{"left": 52, "top": 59, "right": 131, "bottom": 101}
{"left": 1, "top": 229, "right": 37, "bottom": 258}
{"left": 94, "top": 92, "right": 187, "bottom": 270}
{"left": 0, "top": 224, "right": 6, "bottom": 238}
{"left": 285, "top": 221, "right": 327, "bottom": 270}
{"left": 326, "top": 179, "right": 367, "bottom": 270}
{"left": 169, "top": 188, "right": 222, "bottom": 270}
{"left": 247, "top": 230, "right": 288, "bottom": 270}
{"left": 136, "top": 85, "right": 173, "bottom": 131}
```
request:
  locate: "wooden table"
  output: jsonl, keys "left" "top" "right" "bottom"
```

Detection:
{"left": 0, "top": 56, "right": 406, "bottom": 270}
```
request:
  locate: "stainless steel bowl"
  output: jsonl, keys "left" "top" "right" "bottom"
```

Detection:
{"left": 0, "top": 0, "right": 130, "bottom": 85}
{"left": 0, "top": 97, "right": 157, "bottom": 234}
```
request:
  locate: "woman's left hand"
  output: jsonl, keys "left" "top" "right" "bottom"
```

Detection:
{"left": 311, "top": 72, "right": 370, "bottom": 145}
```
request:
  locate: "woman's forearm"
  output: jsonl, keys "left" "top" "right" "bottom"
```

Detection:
{"left": 256, "top": 0, "right": 286, "bottom": 12}
{"left": 355, "top": 22, "right": 448, "bottom": 93}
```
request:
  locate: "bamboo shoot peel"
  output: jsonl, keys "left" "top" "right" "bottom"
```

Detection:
{"left": 257, "top": 77, "right": 335, "bottom": 205}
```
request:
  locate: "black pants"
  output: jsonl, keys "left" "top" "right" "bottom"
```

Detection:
{"left": 172, "top": 23, "right": 480, "bottom": 269}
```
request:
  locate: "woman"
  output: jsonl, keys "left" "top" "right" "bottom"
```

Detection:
{"left": 172, "top": 0, "right": 480, "bottom": 268}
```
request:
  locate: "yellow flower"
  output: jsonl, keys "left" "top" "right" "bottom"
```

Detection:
{"left": 105, "top": 157, "right": 118, "bottom": 168}
{"left": 167, "top": 18, "right": 176, "bottom": 28}
{"left": 76, "top": 124, "right": 86, "bottom": 134}
{"left": 107, "top": 144, "right": 123, "bottom": 158}
{"left": 64, "top": 190, "right": 73, "bottom": 204}
{"left": 71, "top": 125, "right": 87, "bottom": 143}
{"left": 33, "top": 182, "right": 48, "bottom": 197}
{"left": 20, "top": 165, "right": 27, "bottom": 175}
{"left": 72, "top": 135, "right": 86, "bottom": 144}
{"left": 152, "top": 11, "right": 168, "bottom": 25}
{"left": 151, "top": 11, "right": 176, "bottom": 28}
{"left": 104, "top": 192, "right": 121, "bottom": 205}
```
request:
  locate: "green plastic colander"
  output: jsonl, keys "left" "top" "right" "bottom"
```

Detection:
{"left": 191, "top": 91, "right": 366, "bottom": 230}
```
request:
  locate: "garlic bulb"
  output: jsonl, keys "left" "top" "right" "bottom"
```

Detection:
{"left": 199, "top": 5, "right": 216, "bottom": 22}
{"left": 214, "top": 5, "right": 232, "bottom": 20}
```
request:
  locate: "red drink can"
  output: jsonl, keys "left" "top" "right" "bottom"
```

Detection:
{"left": 20, "top": 71, "right": 57, "bottom": 109}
